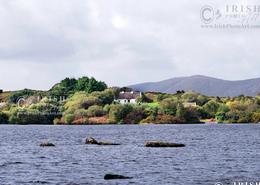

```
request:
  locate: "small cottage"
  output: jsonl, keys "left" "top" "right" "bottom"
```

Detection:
{"left": 115, "top": 91, "right": 141, "bottom": 104}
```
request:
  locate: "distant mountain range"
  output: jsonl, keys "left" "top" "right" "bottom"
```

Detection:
{"left": 129, "top": 75, "right": 260, "bottom": 97}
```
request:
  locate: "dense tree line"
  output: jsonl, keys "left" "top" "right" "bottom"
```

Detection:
{"left": 1, "top": 76, "right": 260, "bottom": 124}
{"left": 48, "top": 77, "right": 107, "bottom": 98}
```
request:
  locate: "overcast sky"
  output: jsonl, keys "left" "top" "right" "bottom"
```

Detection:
{"left": 0, "top": 0, "right": 259, "bottom": 90}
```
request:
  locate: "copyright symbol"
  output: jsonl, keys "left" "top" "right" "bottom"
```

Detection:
{"left": 200, "top": 5, "right": 214, "bottom": 24}
{"left": 215, "top": 182, "right": 223, "bottom": 185}
{"left": 17, "top": 97, "right": 26, "bottom": 108}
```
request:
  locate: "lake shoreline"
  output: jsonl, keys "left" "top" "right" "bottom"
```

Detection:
{"left": 1, "top": 122, "right": 260, "bottom": 126}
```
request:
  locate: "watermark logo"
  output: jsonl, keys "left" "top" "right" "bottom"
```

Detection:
{"left": 233, "top": 182, "right": 260, "bottom": 185}
{"left": 16, "top": 95, "right": 66, "bottom": 108}
{"left": 200, "top": 5, "right": 222, "bottom": 24}
{"left": 215, "top": 181, "right": 260, "bottom": 185}
{"left": 16, "top": 95, "right": 65, "bottom": 116}
{"left": 17, "top": 97, "right": 26, "bottom": 109}
{"left": 201, "top": 5, "right": 214, "bottom": 24}
{"left": 200, "top": 4, "right": 260, "bottom": 29}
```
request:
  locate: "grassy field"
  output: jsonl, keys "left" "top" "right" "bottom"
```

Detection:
{"left": 143, "top": 102, "right": 159, "bottom": 108}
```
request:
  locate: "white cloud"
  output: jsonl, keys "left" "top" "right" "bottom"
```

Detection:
{"left": 112, "top": 15, "right": 128, "bottom": 29}
{"left": 0, "top": 0, "right": 259, "bottom": 90}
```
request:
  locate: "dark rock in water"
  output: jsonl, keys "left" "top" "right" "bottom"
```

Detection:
{"left": 40, "top": 142, "right": 55, "bottom": 147}
{"left": 85, "top": 137, "right": 120, "bottom": 145}
{"left": 145, "top": 141, "right": 185, "bottom": 147}
{"left": 85, "top": 137, "right": 99, "bottom": 144}
{"left": 104, "top": 174, "right": 133, "bottom": 180}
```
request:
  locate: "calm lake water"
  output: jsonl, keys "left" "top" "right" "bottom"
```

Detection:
{"left": 0, "top": 124, "right": 259, "bottom": 185}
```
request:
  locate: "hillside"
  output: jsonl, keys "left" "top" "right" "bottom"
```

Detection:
{"left": 129, "top": 75, "right": 260, "bottom": 97}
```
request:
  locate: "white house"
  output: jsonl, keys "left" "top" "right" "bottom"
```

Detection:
{"left": 115, "top": 91, "right": 142, "bottom": 104}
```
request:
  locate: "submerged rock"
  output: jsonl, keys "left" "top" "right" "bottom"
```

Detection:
{"left": 145, "top": 141, "right": 185, "bottom": 147}
{"left": 104, "top": 174, "right": 133, "bottom": 180}
{"left": 85, "top": 137, "right": 120, "bottom": 145}
{"left": 40, "top": 142, "right": 55, "bottom": 147}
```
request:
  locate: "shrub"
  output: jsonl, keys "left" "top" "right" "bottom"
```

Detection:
{"left": 82, "top": 96, "right": 101, "bottom": 109}
{"left": 53, "top": 118, "right": 64, "bottom": 125}
{"left": 103, "top": 104, "right": 111, "bottom": 114}
{"left": 73, "top": 109, "right": 88, "bottom": 120}
{"left": 183, "top": 107, "right": 200, "bottom": 123}
{"left": 64, "top": 92, "right": 89, "bottom": 111}
{"left": 197, "top": 107, "right": 211, "bottom": 119}
{"left": 252, "top": 112, "right": 260, "bottom": 123}
{"left": 0, "top": 112, "right": 8, "bottom": 124}
{"left": 225, "top": 111, "right": 240, "bottom": 123}
{"left": 215, "top": 112, "right": 226, "bottom": 122}
{"left": 159, "top": 98, "right": 178, "bottom": 115}
{"left": 202, "top": 100, "right": 220, "bottom": 117}
{"left": 72, "top": 117, "right": 88, "bottom": 124}
{"left": 141, "top": 114, "right": 182, "bottom": 124}
{"left": 64, "top": 114, "right": 75, "bottom": 124}
{"left": 108, "top": 104, "right": 133, "bottom": 123}
{"left": 8, "top": 108, "right": 52, "bottom": 124}
{"left": 136, "top": 93, "right": 152, "bottom": 103}
{"left": 87, "top": 105, "right": 105, "bottom": 117}
{"left": 91, "top": 89, "right": 116, "bottom": 105}
{"left": 123, "top": 107, "right": 145, "bottom": 124}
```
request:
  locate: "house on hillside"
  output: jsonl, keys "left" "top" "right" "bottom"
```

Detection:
{"left": 115, "top": 91, "right": 142, "bottom": 104}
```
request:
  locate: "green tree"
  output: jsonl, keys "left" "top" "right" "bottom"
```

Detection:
{"left": 49, "top": 76, "right": 107, "bottom": 98}
{"left": 48, "top": 78, "right": 77, "bottom": 98}
{"left": 86, "top": 77, "right": 107, "bottom": 93}
{"left": 9, "top": 89, "right": 36, "bottom": 103}
{"left": 75, "top": 77, "right": 90, "bottom": 91}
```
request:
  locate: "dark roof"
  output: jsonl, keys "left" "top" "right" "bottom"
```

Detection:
{"left": 118, "top": 91, "right": 140, "bottom": 100}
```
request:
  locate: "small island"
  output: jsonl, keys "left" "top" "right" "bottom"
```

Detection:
{"left": 1, "top": 76, "right": 260, "bottom": 125}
